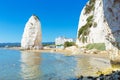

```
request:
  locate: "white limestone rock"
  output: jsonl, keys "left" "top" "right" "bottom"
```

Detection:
{"left": 21, "top": 15, "right": 42, "bottom": 50}
{"left": 103, "top": 0, "right": 120, "bottom": 60}
{"left": 76, "top": 0, "right": 106, "bottom": 47}
{"left": 76, "top": 0, "right": 120, "bottom": 60}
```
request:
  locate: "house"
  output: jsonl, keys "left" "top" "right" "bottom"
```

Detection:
{"left": 55, "top": 36, "right": 74, "bottom": 48}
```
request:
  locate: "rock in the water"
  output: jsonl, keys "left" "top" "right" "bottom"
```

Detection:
{"left": 21, "top": 15, "right": 42, "bottom": 50}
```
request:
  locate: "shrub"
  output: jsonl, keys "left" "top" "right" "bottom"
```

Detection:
{"left": 86, "top": 15, "right": 93, "bottom": 22}
{"left": 78, "top": 15, "right": 93, "bottom": 43}
{"left": 85, "top": 5, "right": 92, "bottom": 14}
{"left": 78, "top": 24, "right": 90, "bottom": 38}
{"left": 86, "top": 43, "right": 106, "bottom": 51}
{"left": 93, "top": 22, "right": 97, "bottom": 27}
{"left": 80, "top": 35, "right": 88, "bottom": 43}
{"left": 64, "top": 42, "right": 75, "bottom": 48}
{"left": 85, "top": 0, "right": 96, "bottom": 14}
{"left": 89, "top": 0, "right": 95, "bottom": 4}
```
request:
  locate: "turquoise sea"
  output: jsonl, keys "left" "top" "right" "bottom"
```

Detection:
{"left": 0, "top": 49, "right": 111, "bottom": 80}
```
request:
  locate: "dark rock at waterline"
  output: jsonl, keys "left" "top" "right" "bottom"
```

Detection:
{"left": 117, "top": 72, "right": 120, "bottom": 75}
{"left": 87, "top": 76, "right": 94, "bottom": 79}
{"left": 73, "top": 71, "right": 120, "bottom": 80}
{"left": 111, "top": 60, "right": 120, "bottom": 64}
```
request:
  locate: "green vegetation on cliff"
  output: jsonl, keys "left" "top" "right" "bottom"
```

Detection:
{"left": 86, "top": 43, "right": 105, "bottom": 51}
{"left": 85, "top": 0, "right": 96, "bottom": 14}
{"left": 78, "top": 15, "right": 93, "bottom": 43}
{"left": 78, "top": 0, "right": 98, "bottom": 43}
{"left": 93, "top": 22, "right": 97, "bottom": 27}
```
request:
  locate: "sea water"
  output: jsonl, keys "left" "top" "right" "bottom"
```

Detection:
{"left": 0, "top": 48, "right": 111, "bottom": 80}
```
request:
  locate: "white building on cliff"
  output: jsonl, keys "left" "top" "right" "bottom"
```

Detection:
{"left": 55, "top": 36, "right": 73, "bottom": 46}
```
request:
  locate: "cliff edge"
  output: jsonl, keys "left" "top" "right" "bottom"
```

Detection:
{"left": 76, "top": 0, "right": 120, "bottom": 60}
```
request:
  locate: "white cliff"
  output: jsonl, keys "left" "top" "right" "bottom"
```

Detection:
{"left": 21, "top": 15, "right": 42, "bottom": 50}
{"left": 103, "top": 0, "right": 120, "bottom": 60}
{"left": 76, "top": 0, "right": 106, "bottom": 46}
{"left": 76, "top": 0, "right": 120, "bottom": 60}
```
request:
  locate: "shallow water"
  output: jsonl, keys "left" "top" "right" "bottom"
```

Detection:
{"left": 0, "top": 49, "right": 111, "bottom": 80}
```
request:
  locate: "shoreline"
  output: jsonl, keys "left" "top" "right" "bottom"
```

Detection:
{"left": 3, "top": 47, "right": 120, "bottom": 77}
{"left": 6, "top": 47, "right": 109, "bottom": 59}
{"left": 6, "top": 46, "right": 110, "bottom": 59}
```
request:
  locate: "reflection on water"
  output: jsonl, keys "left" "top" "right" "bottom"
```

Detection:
{"left": 20, "top": 51, "right": 41, "bottom": 80}
{"left": 20, "top": 51, "right": 111, "bottom": 79}
{"left": 0, "top": 49, "right": 112, "bottom": 80}
{"left": 20, "top": 51, "right": 77, "bottom": 80}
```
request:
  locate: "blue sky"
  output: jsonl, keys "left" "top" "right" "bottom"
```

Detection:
{"left": 0, "top": 0, "right": 88, "bottom": 43}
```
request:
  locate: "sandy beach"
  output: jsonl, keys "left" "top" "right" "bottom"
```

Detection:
{"left": 7, "top": 47, "right": 110, "bottom": 59}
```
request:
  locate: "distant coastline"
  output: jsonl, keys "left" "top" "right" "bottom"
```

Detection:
{"left": 5, "top": 45, "right": 109, "bottom": 59}
{"left": 0, "top": 42, "right": 55, "bottom": 48}
{"left": 0, "top": 42, "right": 114, "bottom": 61}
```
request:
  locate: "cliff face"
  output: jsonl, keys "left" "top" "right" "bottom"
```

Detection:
{"left": 76, "top": 0, "right": 120, "bottom": 60}
{"left": 76, "top": 0, "right": 107, "bottom": 46}
{"left": 21, "top": 15, "right": 42, "bottom": 50}
{"left": 103, "top": 0, "right": 120, "bottom": 60}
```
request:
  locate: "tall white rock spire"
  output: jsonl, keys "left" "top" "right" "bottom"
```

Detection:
{"left": 21, "top": 15, "right": 42, "bottom": 50}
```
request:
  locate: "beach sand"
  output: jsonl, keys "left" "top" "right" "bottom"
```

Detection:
{"left": 7, "top": 47, "right": 109, "bottom": 59}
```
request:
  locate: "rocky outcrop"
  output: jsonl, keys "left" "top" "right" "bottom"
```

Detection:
{"left": 103, "top": 0, "right": 120, "bottom": 60}
{"left": 76, "top": 0, "right": 120, "bottom": 60}
{"left": 21, "top": 15, "right": 42, "bottom": 50}
{"left": 76, "top": 0, "right": 106, "bottom": 47}
{"left": 76, "top": 71, "right": 120, "bottom": 80}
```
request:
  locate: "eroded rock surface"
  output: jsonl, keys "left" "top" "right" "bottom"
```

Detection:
{"left": 76, "top": 0, "right": 120, "bottom": 60}
{"left": 21, "top": 15, "right": 42, "bottom": 50}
